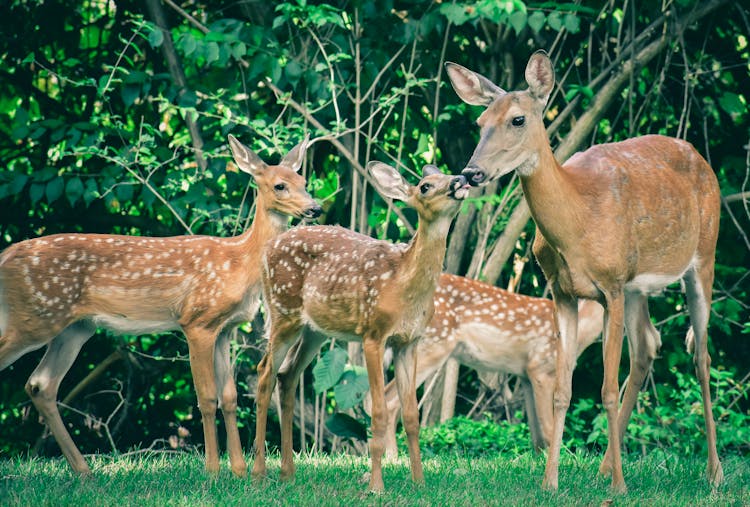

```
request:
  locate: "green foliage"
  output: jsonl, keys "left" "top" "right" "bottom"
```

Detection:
{"left": 413, "top": 414, "right": 532, "bottom": 457}
{"left": 564, "top": 367, "right": 750, "bottom": 455}
{"left": 312, "top": 348, "right": 370, "bottom": 410}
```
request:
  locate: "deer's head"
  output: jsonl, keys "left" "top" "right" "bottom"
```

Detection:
{"left": 445, "top": 50, "right": 555, "bottom": 186}
{"left": 367, "top": 162, "right": 470, "bottom": 223}
{"left": 228, "top": 134, "right": 322, "bottom": 219}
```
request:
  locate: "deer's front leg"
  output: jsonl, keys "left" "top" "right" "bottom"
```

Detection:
{"left": 214, "top": 329, "right": 247, "bottom": 478}
{"left": 600, "top": 292, "right": 626, "bottom": 493}
{"left": 393, "top": 342, "right": 423, "bottom": 484}
{"left": 363, "top": 337, "right": 387, "bottom": 493}
{"left": 542, "top": 291, "right": 578, "bottom": 491}
{"left": 185, "top": 326, "right": 221, "bottom": 475}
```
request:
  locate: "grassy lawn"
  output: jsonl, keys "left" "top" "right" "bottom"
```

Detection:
{"left": 1, "top": 451, "right": 747, "bottom": 506}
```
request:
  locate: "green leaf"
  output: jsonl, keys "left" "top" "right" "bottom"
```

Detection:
{"left": 509, "top": 10, "right": 527, "bottom": 34}
{"left": 22, "top": 52, "right": 35, "bottom": 64}
{"left": 312, "top": 347, "right": 347, "bottom": 393}
{"left": 232, "top": 42, "right": 246, "bottom": 60}
{"left": 333, "top": 367, "right": 370, "bottom": 410}
{"left": 65, "top": 177, "right": 84, "bottom": 206}
{"left": 527, "top": 11, "right": 546, "bottom": 33}
{"left": 285, "top": 60, "right": 303, "bottom": 84}
{"left": 564, "top": 13, "right": 580, "bottom": 33}
{"left": 148, "top": 27, "right": 164, "bottom": 48}
{"left": 122, "top": 84, "right": 140, "bottom": 107}
{"left": 206, "top": 42, "right": 220, "bottom": 64}
{"left": 181, "top": 33, "right": 197, "bottom": 56}
{"left": 83, "top": 179, "right": 99, "bottom": 206}
{"left": 718, "top": 92, "right": 746, "bottom": 123}
{"left": 325, "top": 413, "right": 367, "bottom": 441}
{"left": 547, "top": 11, "right": 563, "bottom": 31}
{"left": 9, "top": 173, "right": 29, "bottom": 194}
{"left": 45, "top": 176, "right": 64, "bottom": 204}
{"left": 30, "top": 183, "right": 45, "bottom": 205}
{"left": 439, "top": 3, "right": 475, "bottom": 26}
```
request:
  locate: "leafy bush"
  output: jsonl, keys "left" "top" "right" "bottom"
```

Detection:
{"left": 406, "top": 366, "right": 748, "bottom": 460}
{"left": 566, "top": 366, "right": 749, "bottom": 456}
{"left": 411, "top": 413, "right": 533, "bottom": 457}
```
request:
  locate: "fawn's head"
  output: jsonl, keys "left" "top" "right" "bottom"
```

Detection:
{"left": 367, "top": 162, "right": 470, "bottom": 223}
{"left": 228, "top": 134, "right": 322, "bottom": 220}
{"left": 445, "top": 50, "right": 555, "bottom": 186}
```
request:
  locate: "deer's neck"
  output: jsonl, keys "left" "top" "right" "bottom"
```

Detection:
{"left": 235, "top": 196, "right": 289, "bottom": 258}
{"left": 520, "top": 145, "right": 585, "bottom": 252}
{"left": 398, "top": 217, "right": 452, "bottom": 298}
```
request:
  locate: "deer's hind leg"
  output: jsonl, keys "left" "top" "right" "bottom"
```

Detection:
{"left": 252, "top": 317, "right": 301, "bottom": 480}
{"left": 684, "top": 263, "right": 723, "bottom": 486}
{"left": 277, "top": 328, "right": 326, "bottom": 480}
{"left": 214, "top": 328, "right": 247, "bottom": 477}
{"left": 25, "top": 321, "right": 96, "bottom": 475}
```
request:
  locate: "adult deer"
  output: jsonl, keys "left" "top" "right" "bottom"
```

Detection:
{"left": 252, "top": 162, "right": 469, "bottom": 492}
{"left": 380, "top": 273, "right": 604, "bottom": 457}
{"left": 0, "top": 134, "right": 321, "bottom": 477}
{"left": 445, "top": 51, "right": 722, "bottom": 492}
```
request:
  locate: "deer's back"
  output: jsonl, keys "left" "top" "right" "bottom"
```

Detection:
{"left": 263, "top": 225, "right": 406, "bottom": 337}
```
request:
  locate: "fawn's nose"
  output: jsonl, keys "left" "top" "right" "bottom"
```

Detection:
{"left": 304, "top": 204, "right": 323, "bottom": 219}
{"left": 450, "top": 175, "right": 468, "bottom": 189}
{"left": 461, "top": 165, "right": 486, "bottom": 186}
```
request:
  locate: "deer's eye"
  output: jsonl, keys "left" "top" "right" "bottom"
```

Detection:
{"left": 420, "top": 183, "right": 432, "bottom": 194}
{"left": 274, "top": 183, "right": 287, "bottom": 191}
{"left": 511, "top": 116, "right": 525, "bottom": 127}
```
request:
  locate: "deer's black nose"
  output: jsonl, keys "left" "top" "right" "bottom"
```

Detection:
{"left": 461, "top": 166, "right": 486, "bottom": 186}
{"left": 304, "top": 205, "right": 323, "bottom": 219}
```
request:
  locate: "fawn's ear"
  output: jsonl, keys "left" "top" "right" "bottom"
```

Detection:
{"left": 280, "top": 133, "right": 311, "bottom": 173}
{"left": 228, "top": 135, "right": 267, "bottom": 177}
{"left": 368, "top": 161, "right": 410, "bottom": 202}
{"left": 525, "top": 50, "right": 555, "bottom": 105}
{"left": 445, "top": 62, "right": 506, "bottom": 106}
{"left": 421, "top": 164, "right": 441, "bottom": 177}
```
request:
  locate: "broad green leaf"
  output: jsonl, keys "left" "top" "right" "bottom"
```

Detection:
{"left": 29, "top": 182, "right": 44, "bottom": 205}
{"left": 333, "top": 368, "right": 370, "bottom": 410}
{"left": 527, "top": 11, "right": 546, "bottom": 33}
{"left": 509, "top": 10, "right": 527, "bottom": 34}
{"left": 564, "top": 13, "right": 580, "bottom": 33}
{"left": 312, "top": 347, "right": 347, "bottom": 393}
{"left": 148, "top": 27, "right": 164, "bottom": 48}
{"left": 547, "top": 11, "right": 563, "bottom": 31}
{"left": 45, "top": 176, "right": 64, "bottom": 204}
{"left": 325, "top": 413, "right": 367, "bottom": 441}
{"left": 181, "top": 33, "right": 197, "bottom": 56}
{"left": 718, "top": 92, "right": 746, "bottom": 123}
{"left": 9, "top": 173, "right": 28, "bottom": 194}
{"left": 439, "top": 3, "right": 475, "bottom": 26}
{"left": 206, "top": 42, "right": 220, "bottom": 64}
{"left": 83, "top": 179, "right": 99, "bottom": 206}
{"left": 65, "top": 177, "right": 84, "bottom": 206}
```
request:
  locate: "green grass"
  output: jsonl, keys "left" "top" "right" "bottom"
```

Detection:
{"left": 1, "top": 451, "right": 748, "bottom": 506}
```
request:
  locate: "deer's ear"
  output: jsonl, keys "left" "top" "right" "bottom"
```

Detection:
{"left": 525, "top": 50, "right": 555, "bottom": 104}
{"left": 228, "top": 135, "right": 267, "bottom": 176}
{"left": 280, "top": 133, "right": 310, "bottom": 173}
{"left": 422, "top": 164, "right": 441, "bottom": 177}
{"left": 445, "top": 62, "right": 506, "bottom": 106}
{"left": 368, "top": 161, "right": 410, "bottom": 202}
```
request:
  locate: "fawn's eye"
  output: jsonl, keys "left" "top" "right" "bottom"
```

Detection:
{"left": 274, "top": 183, "right": 287, "bottom": 191}
{"left": 511, "top": 116, "right": 525, "bottom": 127}
{"left": 420, "top": 183, "right": 432, "bottom": 194}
